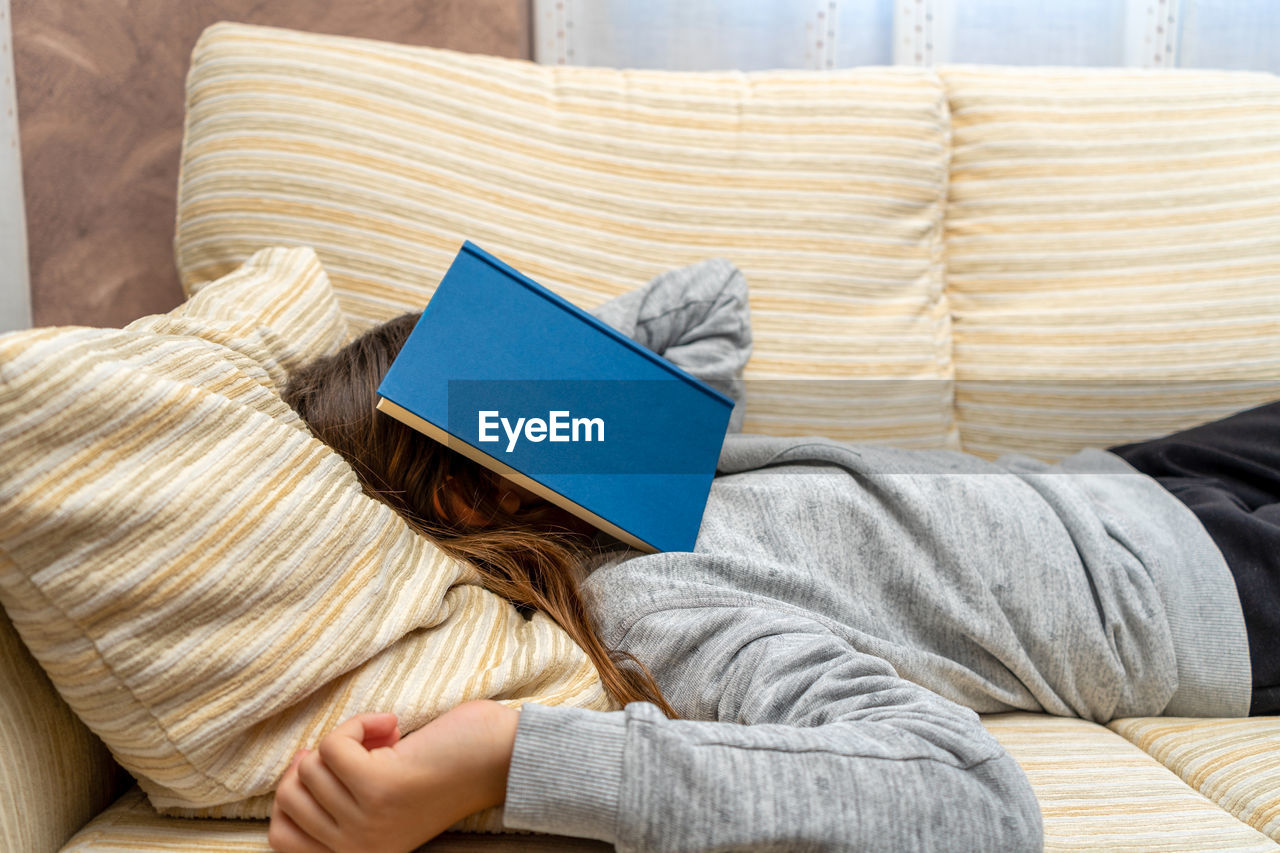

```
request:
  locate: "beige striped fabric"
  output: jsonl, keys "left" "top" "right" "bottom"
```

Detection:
{"left": 62, "top": 787, "right": 610, "bottom": 853}
{"left": 983, "top": 714, "right": 1280, "bottom": 852}
{"left": 1110, "top": 717, "right": 1280, "bottom": 842}
{"left": 61, "top": 789, "right": 271, "bottom": 853}
{"left": 0, "top": 247, "right": 610, "bottom": 823}
{"left": 944, "top": 68, "right": 1280, "bottom": 460}
{"left": 176, "top": 22, "right": 956, "bottom": 449}
{"left": 0, "top": 612, "right": 121, "bottom": 853}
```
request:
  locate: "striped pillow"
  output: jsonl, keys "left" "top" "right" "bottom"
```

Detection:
{"left": 0, "top": 247, "right": 610, "bottom": 822}
{"left": 944, "top": 68, "right": 1280, "bottom": 460}
{"left": 176, "top": 22, "right": 957, "bottom": 449}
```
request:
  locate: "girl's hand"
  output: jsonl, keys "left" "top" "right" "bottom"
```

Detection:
{"left": 268, "top": 700, "right": 521, "bottom": 853}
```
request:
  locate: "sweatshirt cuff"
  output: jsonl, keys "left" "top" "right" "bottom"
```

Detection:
{"left": 502, "top": 703, "right": 627, "bottom": 843}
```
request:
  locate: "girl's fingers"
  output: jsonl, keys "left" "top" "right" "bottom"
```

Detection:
{"left": 331, "top": 712, "right": 400, "bottom": 749}
{"left": 356, "top": 711, "right": 401, "bottom": 750}
{"left": 317, "top": 714, "right": 397, "bottom": 785}
{"left": 274, "top": 763, "right": 342, "bottom": 851}
{"left": 268, "top": 803, "right": 334, "bottom": 853}
{"left": 297, "top": 747, "right": 359, "bottom": 822}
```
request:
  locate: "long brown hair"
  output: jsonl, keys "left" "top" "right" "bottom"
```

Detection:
{"left": 283, "top": 313, "right": 675, "bottom": 716}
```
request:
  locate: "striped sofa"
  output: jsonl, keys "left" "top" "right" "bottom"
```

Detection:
{"left": 3, "top": 21, "right": 1280, "bottom": 853}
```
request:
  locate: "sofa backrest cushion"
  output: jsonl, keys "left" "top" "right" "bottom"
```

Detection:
{"left": 0, "top": 247, "right": 609, "bottom": 821}
{"left": 176, "top": 23, "right": 957, "bottom": 449}
{"left": 944, "top": 67, "right": 1280, "bottom": 459}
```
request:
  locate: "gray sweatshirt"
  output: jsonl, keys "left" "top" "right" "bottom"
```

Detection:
{"left": 501, "top": 260, "right": 1252, "bottom": 852}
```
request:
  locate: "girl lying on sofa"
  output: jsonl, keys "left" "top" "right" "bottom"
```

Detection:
{"left": 268, "top": 259, "right": 1276, "bottom": 853}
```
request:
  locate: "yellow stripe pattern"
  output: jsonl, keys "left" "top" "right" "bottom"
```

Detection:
{"left": 61, "top": 787, "right": 604, "bottom": 852}
{"left": 1110, "top": 717, "right": 1280, "bottom": 842}
{"left": 176, "top": 22, "right": 957, "bottom": 449}
{"left": 0, "top": 247, "right": 610, "bottom": 823}
{"left": 944, "top": 67, "right": 1280, "bottom": 459}
{"left": 0, "top": 614, "right": 119, "bottom": 853}
{"left": 984, "top": 714, "right": 1280, "bottom": 851}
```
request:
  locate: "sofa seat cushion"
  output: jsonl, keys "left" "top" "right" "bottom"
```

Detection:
{"left": 1110, "top": 716, "right": 1280, "bottom": 842}
{"left": 0, "top": 247, "right": 609, "bottom": 822}
{"left": 177, "top": 23, "right": 957, "bottom": 449}
{"left": 61, "top": 788, "right": 611, "bottom": 852}
{"left": 943, "top": 67, "right": 1280, "bottom": 460}
{"left": 60, "top": 789, "right": 270, "bottom": 853}
{"left": 59, "top": 719, "right": 1277, "bottom": 852}
{"left": 983, "top": 714, "right": 1280, "bottom": 851}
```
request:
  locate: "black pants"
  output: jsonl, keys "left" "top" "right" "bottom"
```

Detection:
{"left": 1110, "top": 400, "right": 1280, "bottom": 716}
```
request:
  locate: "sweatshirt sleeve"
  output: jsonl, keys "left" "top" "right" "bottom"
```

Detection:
{"left": 503, "top": 603, "right": 1043, "bottom": 852}
{"left": 588, "top": 259, "right": 752, "bottom": 432}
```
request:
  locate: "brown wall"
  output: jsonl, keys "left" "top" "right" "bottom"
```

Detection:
{"left": 14, "top": 1, "right": 530, "bottom": 328}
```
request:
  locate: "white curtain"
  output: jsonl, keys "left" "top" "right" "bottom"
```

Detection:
{"left": 0, "top": 0, "right": 30, "bottom": 333}
{"left": 534, "top": 0, "right": 1280, "bottom": 72}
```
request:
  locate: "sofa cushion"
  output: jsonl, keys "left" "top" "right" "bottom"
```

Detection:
{"left": 0, "top": 246, "right": 609, "bottom": 821}
{"left": 61, "top": 787, "right": 611, "bottom": 852}
{"left": 944, "top": 67, "right": 1280, "bottom": 459}
{"left": 1110, "top": 716, "right": 1280, "bottom": 842}
{"left": 176, "top": 22, "right": 956, "bottom": 448}
{"left": 58, "top": 720, "right": 1280, "bottom": 852}
{"left": 984, "top": 714, "right": 1280, "bottom": 851}
{"left": 0, "top": 612, "right": 122, "bottom": 853}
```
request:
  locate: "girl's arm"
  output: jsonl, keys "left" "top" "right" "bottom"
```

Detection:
{"left": 503, "top": 603, "right": 1044, "bottom": 853}
{"left": 269, "top": 610, "right": 1040, "bottom": 853}
{"left": 589, "top": 259, "right": 752, "bottom": 432}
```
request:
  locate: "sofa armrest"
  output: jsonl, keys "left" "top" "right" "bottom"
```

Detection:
{"left": 0, "top": 607, "right": 126, "bottom": 853}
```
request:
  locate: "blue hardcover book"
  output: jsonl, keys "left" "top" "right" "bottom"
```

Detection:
{"left": 375, "top": 242, "right": 734, "bottom": 553}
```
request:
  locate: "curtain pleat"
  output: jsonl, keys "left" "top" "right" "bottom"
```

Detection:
{"left": 533, "top": 0, "right": 1280, "bottom": 74}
